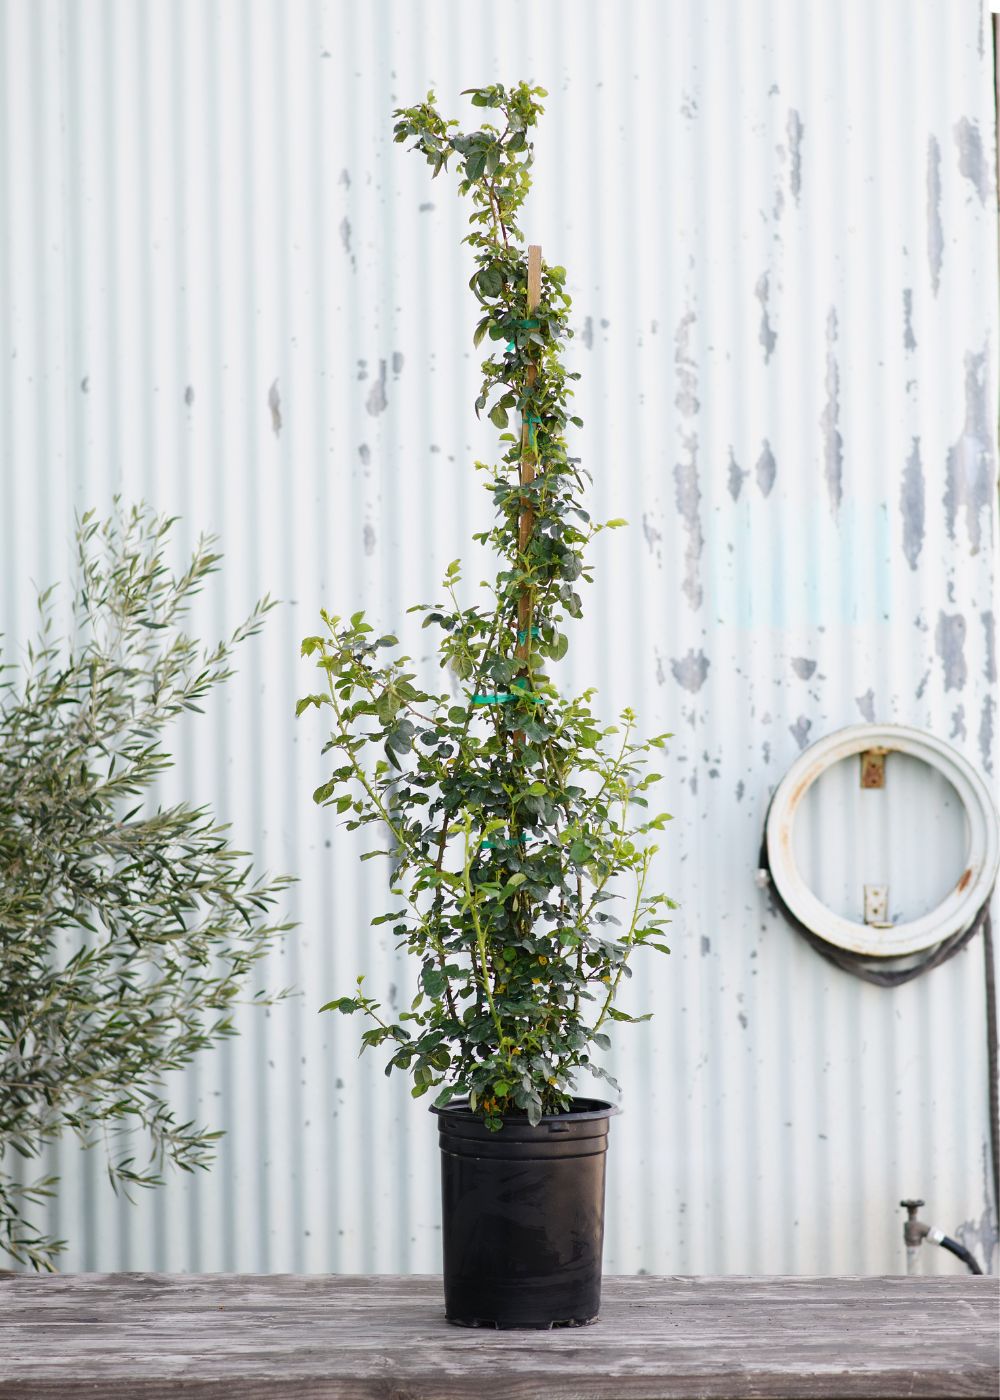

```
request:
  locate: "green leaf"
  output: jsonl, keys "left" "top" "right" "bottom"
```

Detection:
{"left": 421, "top": 966, "right": 447, "bottom": 998}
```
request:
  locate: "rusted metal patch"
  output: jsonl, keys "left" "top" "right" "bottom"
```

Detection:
{"left": 860, "top": 747, "right": 890, "bottom": 788}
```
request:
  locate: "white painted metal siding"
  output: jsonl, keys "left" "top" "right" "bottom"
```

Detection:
{"left": 1, "top": 0, "right": 997, "bottom": 1275}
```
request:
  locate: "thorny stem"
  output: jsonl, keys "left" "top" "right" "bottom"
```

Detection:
{"left": 462, "top": 814, "right": 504, "bottom": 1043}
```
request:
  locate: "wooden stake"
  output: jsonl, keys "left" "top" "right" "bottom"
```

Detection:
{"left": 516, "top": 244, "right": 542, "bottom": 669}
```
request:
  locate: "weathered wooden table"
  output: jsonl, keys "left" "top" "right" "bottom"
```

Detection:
{"left": 0, "top": 1273, "right": 996, "bottom": 1398}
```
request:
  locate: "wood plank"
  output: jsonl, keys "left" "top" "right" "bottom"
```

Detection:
{"left": 0, "top": 1273, "right": 995, "bottom": 1399}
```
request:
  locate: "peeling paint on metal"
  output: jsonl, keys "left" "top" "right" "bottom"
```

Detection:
{"left": 950, "top": 705, "right": 967, "bottom": 740}
{"left": 581, "top": 316, "right": 594, "bottom": 349}
{"left": 358, "top": 443, "right": 371, "bottom": 466}
{"left": 674, "top": 446, "right": 703, "bottom": 610}
{"left": 755, "top": 440, "right": 777, "bottom": 497}
{"left": 670, "top": 649, "right": 710, "bottom": 692}
{"left": 772, "top": 164, "right": 785, "bottom": 222}
{"left": 791, "top": 657, "right": 817, "bottom": 680}
{"left": 642, "top": 511, "right": 663, "bottom": 560}
{"left": 366, "top": 360, "right": 388, "bottom": 416}
{"left": 340, "top": 215, "right": 355, "bottom": 269}
{"left": 953, "top": 116, "right": 991, "bottom": 205}
{"left": 855, "top": 689, "right": 876, "bottom": 722}
{"left": 184, "top": 385, "right": 195, "bottom": 409}
{"left": 727, "top": 449, "right": 747, "bottom": 502}
{"left": 902, "top": 288, "right": 916, "bottom": 351}
{"left": 674, "top": 311, "right": 700, "bottom": 417}
{"left": 391, "top": 352, "right": 404, "bottom": 376}
{"left": 935, "top": 611, "right": 968, "bottom": 691}
{"left": 755, "top": 272, "right": 777, "bottom": 363}
{"left": 821, "top": 308, "right": 843, "bottom": 515}
{"left": 954, "top": 1145, "right": 1000, "bottom": 1271}
{"left": 944, "top": 346, "right": 995, "bottom": 554}
{"left": 673, "top": 306, "right": 703, "bottom": 609}
{"left": 700, "top": 935, "right": 711, "bottom": 956}
{"left": 363, "top": 522, "right": 376, "bottom": 556}
{"left": 982, "top": 611, "right": 997, "bottom": 683}
{"left": 926, "top": 135, "right": 944, "bottom": 295}
{"left": 979, "top": 695, "right": 995, "bottom": 773}
{"left": 900, "top": 437, "right": 925, "bottom": 570}
{"left": 786, "top": 108, "right": 804, "bottom": 204}
{"left": 789, "top": 715, "right": 812, "bottom": 749}
{"left": 268, "top": 379, "right": 282, "bottom": 437}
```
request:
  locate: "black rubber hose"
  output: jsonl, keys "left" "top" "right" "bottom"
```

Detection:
{"left": 938, "top": 1234, "right": 983, "bottom": 1275}
{"left": 983, "top": 911, "right": 1000, "bottom": 1222}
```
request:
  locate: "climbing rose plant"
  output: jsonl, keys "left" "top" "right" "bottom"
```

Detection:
{"left": 299, "top": 82, "right": 673, "bottom": 1128}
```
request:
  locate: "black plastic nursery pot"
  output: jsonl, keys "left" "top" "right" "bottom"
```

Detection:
{"left": 432, "top": 1097, "right": 618, "bottom": 1329}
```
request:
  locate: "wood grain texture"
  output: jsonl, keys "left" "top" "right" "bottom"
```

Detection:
{"left": 0, "top": 1273, "right": 996, "bottom": 1399}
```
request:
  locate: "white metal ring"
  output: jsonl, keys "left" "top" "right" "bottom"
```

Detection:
{"left": 765, "top": 723, "right": 1000, "bottom": 957}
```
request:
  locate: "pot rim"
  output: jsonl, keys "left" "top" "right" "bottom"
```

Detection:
{"left": 431, "top": 1095, "right": 620, "bottom": 1124}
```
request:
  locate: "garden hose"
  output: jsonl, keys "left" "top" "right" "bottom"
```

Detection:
{"left": 935, "top": 1232, "right": 984, "bottom": 1275}
{"left": 758, "top": 820, "right": 1000, "bottom": 1229}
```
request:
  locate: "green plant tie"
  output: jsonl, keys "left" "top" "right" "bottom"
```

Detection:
{"left": 517, "top": 626, "right": 541, "bottom": 642}
{"left": 471, "top": 677, "right": 543, "bottom": 705}
{"left": 481, "top": 832, "right": 529, "bottom": 850}
{"left": 524, "top": 413, "right": 542, "bottom": 446}
{"left": 505, "top": 319, "right": 540, "bottom": 353}
{"left": 471, "top": 692, "right": 543, "bottom": 705}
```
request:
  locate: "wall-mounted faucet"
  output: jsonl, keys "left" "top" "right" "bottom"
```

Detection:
{"left": 900, "top": 1199, "right": 982, "bottom": 1275}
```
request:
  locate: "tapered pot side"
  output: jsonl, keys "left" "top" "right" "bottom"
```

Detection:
{"left": 433, "top": 1098, "right": 618, "bottom": 1329}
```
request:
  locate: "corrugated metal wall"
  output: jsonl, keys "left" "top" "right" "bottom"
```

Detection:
{"left": 1, "top": 0, "right": 997, "bottom": 1276}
